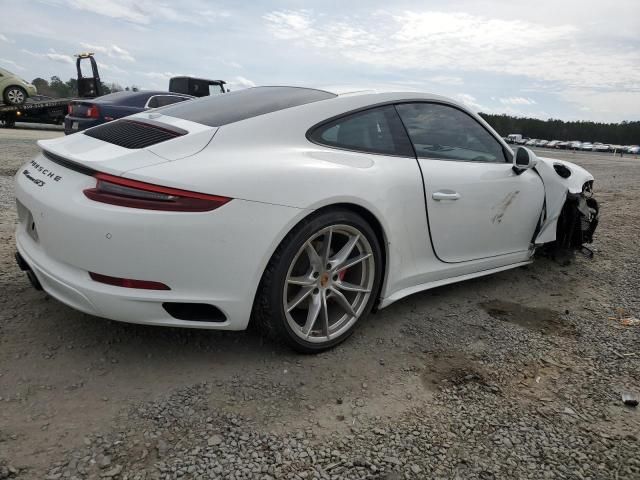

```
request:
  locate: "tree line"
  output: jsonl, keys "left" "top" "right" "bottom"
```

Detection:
{"left": 480, "top": 113, "right": 640, "bottom": 146}
{"left": 30, "top": 76, "right": 139, "bottom": 99}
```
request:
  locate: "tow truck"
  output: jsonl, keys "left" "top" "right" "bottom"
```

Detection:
{"left": 0, "top": 52, "right": 101, "bottom": 128}
{"left": 1, "top": 53, "right": 228, "bottom": 128}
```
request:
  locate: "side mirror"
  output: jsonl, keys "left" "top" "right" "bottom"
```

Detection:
{"left": 513, "top": 147, "right": 537, "bottom": 174}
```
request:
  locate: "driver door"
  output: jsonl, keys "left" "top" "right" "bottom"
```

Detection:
{"left": 395, "top": 102, "right": 545, "bottom": 263}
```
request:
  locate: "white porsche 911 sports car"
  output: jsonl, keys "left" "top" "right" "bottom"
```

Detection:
{"left": 14, "top": 87, "right": 599, "bottom": 352}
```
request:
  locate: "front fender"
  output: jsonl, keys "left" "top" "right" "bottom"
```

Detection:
{"left": 533, "top": 157, "right": 594, "bottom": 244}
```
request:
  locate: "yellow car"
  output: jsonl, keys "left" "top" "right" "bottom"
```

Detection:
{"left": 0, "top": 67, "right": 37, "bottom": 105}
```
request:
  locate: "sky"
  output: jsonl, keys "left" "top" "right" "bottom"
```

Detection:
{"left": 1, "top": 0, "right": 639, "bottom": 122}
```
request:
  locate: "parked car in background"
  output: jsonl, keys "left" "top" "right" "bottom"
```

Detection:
{"left": 0, "top": 67, "right": 38, "bottom": 105}
{"left": 525, "top": 139, "right": 537, "bottom": 146}
{"left": 516, "top": 137, "right": 529, "bottom": 144}
{"left": 580, "top": 142, "right": 594, "bottom": 151}
{"left": 594, "top": 144, "right": 610, "bottom": 152}
{"left": 536, "top": 140, "right": 549, "bottom": 147}
{"left": 64, "top": 90, "right": 194, "bottom": 134}
{"left": 546, "top": 140, "right": 560, "bottom": 148}
{"left": 628, "top": 145, "right": 640, "bottom": 154}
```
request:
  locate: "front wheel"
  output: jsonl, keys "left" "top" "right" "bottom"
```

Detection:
{"left": 3, "top": 86, "right": 27, "bottom": 105}
{"left": 254, "top": 209, "right": 382, "bottom": 353}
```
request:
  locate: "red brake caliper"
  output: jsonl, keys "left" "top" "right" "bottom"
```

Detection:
{"left": 338, "top": 269, "right": 347, "bottom": 281}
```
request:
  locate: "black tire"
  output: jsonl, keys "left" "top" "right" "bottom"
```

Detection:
{"left": 253, "top": 208, "right": 383, "bottom": 353}
{"left": 3, "top": 86, "right": 27, "bottom": 105}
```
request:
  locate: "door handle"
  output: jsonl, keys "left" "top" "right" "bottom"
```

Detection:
{"left": 432, "top": 191, "right": 461, "bottom": 201}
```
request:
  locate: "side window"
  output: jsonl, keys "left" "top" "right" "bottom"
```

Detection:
{"left": 309, "top": 106, "right": 414, "bottom": 157}
{"left": 156, "top": 95, "right": 190, "bottom": 107}
{"left": 146, "top": 96, "right": 159, "bottom": 108}
{"left": 395, "top": 103, "right": 508, "bottom": 163}
{"left": 209, "top": 84, "right": 224, "bottom": 95}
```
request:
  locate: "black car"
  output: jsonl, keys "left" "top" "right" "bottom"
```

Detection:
{"left": 64, "top": 90, "right": 193, "bottom": 134}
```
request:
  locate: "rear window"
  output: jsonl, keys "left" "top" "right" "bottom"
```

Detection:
{"left": 147, "top": 95, "right": 191, "bottom": 108}
{"left": 157, "top": 86, "right": 337, "bottom": 127}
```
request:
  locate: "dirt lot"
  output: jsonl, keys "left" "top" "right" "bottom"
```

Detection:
{"left": 0, "top": 125, "right": 639, "bottom": 479}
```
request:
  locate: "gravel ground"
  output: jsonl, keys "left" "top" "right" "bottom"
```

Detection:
{"left": 0, "top": 128, "right": 638, "bottom": 480}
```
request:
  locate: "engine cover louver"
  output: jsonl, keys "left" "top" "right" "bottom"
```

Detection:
{"left": 83, "top": 119, "right": 188, "bottom": 149}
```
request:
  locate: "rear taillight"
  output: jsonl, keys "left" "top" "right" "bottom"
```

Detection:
{"left": 86, "top": 105, "right": 100, "bottom": 118}
{"left": 68, "top": 104, "right": 73, "bottom": 115}
{"left": 83, "top": 173, "right": 231, "bottom": 212}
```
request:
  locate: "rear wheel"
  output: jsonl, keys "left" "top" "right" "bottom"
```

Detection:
{"left": 3, "top": 86, "right": 27, "bottom": 105}
{"left": 254, "top": 209, "right": 382, "bottom": 353}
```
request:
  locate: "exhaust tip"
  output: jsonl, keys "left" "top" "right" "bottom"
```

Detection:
{"left": 162, "top": 303, "right": 226, "bottom": 322}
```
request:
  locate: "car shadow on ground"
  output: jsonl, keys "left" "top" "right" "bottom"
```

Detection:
{"left": 5, "top": 256, "right": 575, "bottom": 368}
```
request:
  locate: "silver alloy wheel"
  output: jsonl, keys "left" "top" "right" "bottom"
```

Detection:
{"left": 283, "top": 224, "right": 375, "bottom": 343}
{"left": 6, "top": 88, "right": 25, "bottom": 104}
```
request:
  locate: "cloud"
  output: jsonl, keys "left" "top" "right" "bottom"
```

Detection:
{"left": 429, "top": 76, "right": 464, "bottom": 86}
{"left": 499, "top": 106, "right": 552, "bottom": 119}
{"left": 457, "top": 95, "right": 546, "bottom": 117}
{"left": 97, "top": 62, "right": 127, "bottom": 75}
{"left": 232, "top": 76, "right": 256, "bottom": 88}
{"left": 562, "top": 89, "right": 640, "bottom": 122}
{"left": 222, "top": 60, "right": 243, "bottom": 69}
{"left": 499, "top": 97, "right": 537, "bottom": 105}
{"left": 263, "top": 10, "right": 640, "bottom": 93}
{"left": 46, "top": 52, "right": 74, "bottom": 64}
{"left": 110, "top": 45, "right": 134, "bottom": 62}
{"left": 0, "top": 58, "right": 24, "bottom": 71}
{"left": 80, "top": 42, "right": 135, "bottom": 62}
{"left": 0, "top": 34, "right": 13, "bottom": 43}
{"left": 66, "top": 0, "right": 149, "bottom": 24}
{"left": 455, "top": 93, "right": 490, "bottom": 113}
{"left": 264, "top": 10, "right": 376, "bottom": 50}
{"left": 142, "top": 71, "right": 180, "bottom": 80}
{"left": 64, "top": 0, "right": 230, "bottom": 25}
{"left": 263, "top": 10, "right": 315, "bottom": 39}
{"left": 22, "top": 48, "right": 74, "bottom": 64}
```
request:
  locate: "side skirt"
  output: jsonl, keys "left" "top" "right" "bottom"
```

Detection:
{"left": 379, "top": 260, "right": 533, "bottom": 309}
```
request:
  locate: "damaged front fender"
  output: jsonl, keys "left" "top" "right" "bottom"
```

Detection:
{"left": 533, "top": 157, "right": 597, "bottom": 246}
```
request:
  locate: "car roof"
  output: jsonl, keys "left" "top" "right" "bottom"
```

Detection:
{"left": 156, "top": 86, "right": 482, "bottom": 130}
{"left": 318, "top": 88, "right": 477, "bottom": 115}
{"left": 321, "top": 86, "right": 457, "bottom": 103}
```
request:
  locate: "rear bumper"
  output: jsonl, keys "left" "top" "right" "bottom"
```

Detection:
{"left": 16, "top": 229, "right": 246, "bottom": 329}
{"left": 14, "top": 154, "right": 305, "bottom": 330}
